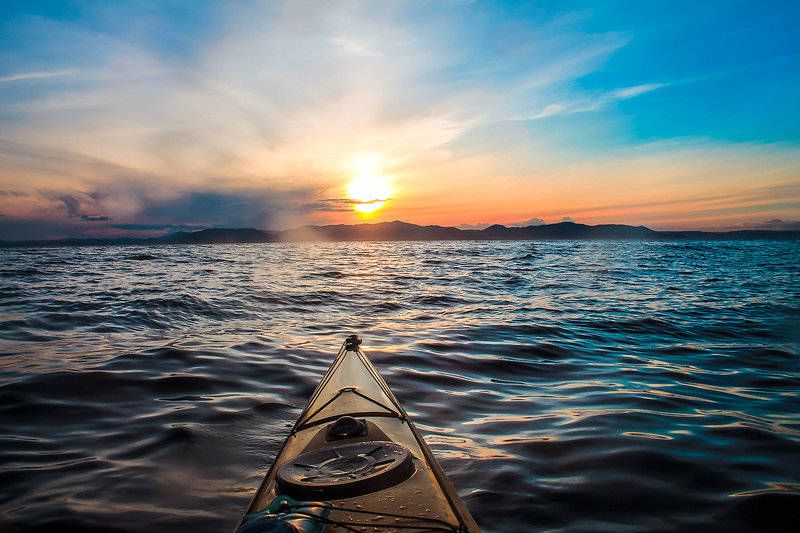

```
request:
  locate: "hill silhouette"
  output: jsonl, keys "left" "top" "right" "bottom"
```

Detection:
{"left": 2, "top": 220, "right": 798, "bottom": 246}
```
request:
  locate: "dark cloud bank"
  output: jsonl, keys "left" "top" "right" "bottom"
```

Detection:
{"left": 0, "top": 187, "right": 375, "bottom": 240}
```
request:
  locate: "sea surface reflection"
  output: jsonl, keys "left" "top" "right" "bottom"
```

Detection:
{"left": 1, "top": 240, "right": 798, "bottom": 531}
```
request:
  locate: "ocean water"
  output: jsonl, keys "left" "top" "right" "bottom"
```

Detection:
{"left": 1, "top": 240, "right": 798, "bottom": 532}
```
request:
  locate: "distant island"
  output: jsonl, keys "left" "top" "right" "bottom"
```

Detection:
{"left": 2, "top": 221, "right": 799, "bottom": 247}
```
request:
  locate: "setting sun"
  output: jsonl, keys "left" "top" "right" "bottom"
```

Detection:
{"left": 347, "top": 174, "right": 391, "bottom": 214}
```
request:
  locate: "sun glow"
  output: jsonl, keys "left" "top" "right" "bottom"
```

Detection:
{"left": 347, "top": 173, "right": 391, "bottom": 214}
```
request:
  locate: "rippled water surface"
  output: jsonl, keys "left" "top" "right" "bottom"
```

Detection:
{"left": 1, "top": 240, "right": 799, "bottom": 532}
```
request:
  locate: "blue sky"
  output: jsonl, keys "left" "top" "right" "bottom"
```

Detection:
{"left": 1, "top": 0, "right": 798, "bottom": 239}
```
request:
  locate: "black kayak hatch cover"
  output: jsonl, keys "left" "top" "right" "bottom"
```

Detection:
{"left": 276, "top": 440, "right": 414, "bottom": 500}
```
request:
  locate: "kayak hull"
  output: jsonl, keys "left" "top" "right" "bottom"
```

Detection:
{"left": 237, "top": 336, "right": 480, "bottom": 532}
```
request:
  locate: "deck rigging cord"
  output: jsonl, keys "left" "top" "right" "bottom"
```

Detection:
{"left": 273, "top": 502, "right": 463, "bottom": 532}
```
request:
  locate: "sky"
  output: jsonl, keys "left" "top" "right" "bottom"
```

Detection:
{"left": 1, "top": 0, "right": 799, "bottom": 240}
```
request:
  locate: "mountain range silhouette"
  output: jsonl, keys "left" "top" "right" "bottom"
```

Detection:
{"left": 2, "top": 220, "right": 798, "bottom": 246}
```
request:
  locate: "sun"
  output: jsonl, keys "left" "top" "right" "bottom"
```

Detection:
{"left": 347, "top": 173, "right": 391, "bottom": 214}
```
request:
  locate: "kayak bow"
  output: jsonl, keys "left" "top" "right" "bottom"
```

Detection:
{"left": 235, "top": 335, "right": 481, "bottom": 533}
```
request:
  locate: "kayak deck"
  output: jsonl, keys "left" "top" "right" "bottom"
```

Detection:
{"left": 237, "top": 336, "right": 480, "bottom": 532}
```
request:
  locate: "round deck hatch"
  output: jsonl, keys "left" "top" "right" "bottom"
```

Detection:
{"left": 276, "top": 441, "right": 413, "bottom": 499}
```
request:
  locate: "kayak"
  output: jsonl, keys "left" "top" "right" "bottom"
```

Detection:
{"left": 234, "top": 335, "right": 481, "bottom": 533}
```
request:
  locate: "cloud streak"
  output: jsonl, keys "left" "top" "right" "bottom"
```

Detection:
{"left": 80, "top": 214, "right": 110, "bottom": 221}
{"left": 517, "top": 83, "right": 670, "bottom": 120}
{"left": 0, "top": 69, "right": 78, "bottom": 83}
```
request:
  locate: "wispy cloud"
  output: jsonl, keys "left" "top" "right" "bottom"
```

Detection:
{"left": 0, "top": 189, "right": 28, "bottom": 197}
{"left": 0, "top": 69, "right": 78, "bottom": 83}
{"left": 738, "top": 219, "right": 800, "bottom": 231}
{"left": 330, "top": 37, "right": 384, "bottom": 57}
{"left": 304, "top": 198, "right": 394, "bottom": 213}
{"left": 611, "top": 83, "right": 668, "bottom": 99}
{"left": 517, "top": 83, "right": 669, "bottom": 120}
{"left": 43, "top": 192, "right": 86, "bottom": 218}
{"left": 112, "top": 223, "right": 209, "bottom": 232}
{"left": 80, "top": 214, "right": 110, "bottom": 222}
